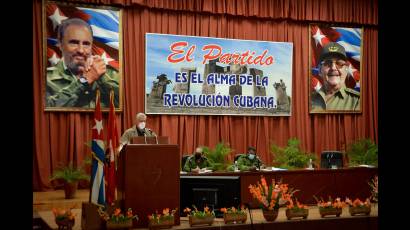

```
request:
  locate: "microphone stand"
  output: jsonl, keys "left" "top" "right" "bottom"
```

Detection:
{"left": 245, "top": 203, "right": 254, "bottom": 230}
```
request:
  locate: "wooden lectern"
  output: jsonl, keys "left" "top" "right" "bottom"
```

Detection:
{"left": 131, "top": 136, "right": 170, "bottom": 145}
{"left": 117, "top": 137, "right": 180, "bottom": 228}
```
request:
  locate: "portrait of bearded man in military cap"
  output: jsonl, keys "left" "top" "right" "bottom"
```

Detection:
{"left": 309, "top": 25, "right": 362, "bottom": 113}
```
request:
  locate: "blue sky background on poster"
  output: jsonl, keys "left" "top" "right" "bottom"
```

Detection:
{"left": 146, "top": 33, "right": 293, "bottom": 97}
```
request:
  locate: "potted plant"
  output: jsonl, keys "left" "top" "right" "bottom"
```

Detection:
{"left": 345, "top": 198, "right": 371, "bottom": 216}
{"left": 248, "top": 176, "right": 298, "bottom": 222}
{"left": 285, "top": 199, "right": 309, "bottom": 220}
{"left": 52, "top": 207, "right": 76, "bottom": 230}
{"left": 148, "top": 208, "right": 177, "bottom": 229}
{"left": 346, "top": 138, "right": 378, "bottom": 167}
{"left": 98, "top": 207, "right": 138, "bottom": 229}
{"left": 314, "top": 196, "right": 345, "bottom": 218}
{"left": 270, "top": 138, "right": 317, "bottom": 169}
{"left": 220, "top": 206, "right": 247, "bottom": 224}
{"left": 184, "top": 206, "right": 215, "bottom": 227}
{"left": 202, "top": 142, "right": 232, "bottom": 171}
{"left": 50, "top": 162, "right": 90, "bottom": 199}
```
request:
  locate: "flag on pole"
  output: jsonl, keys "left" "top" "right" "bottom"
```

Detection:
{"left": 105, "top": 89, "right": 118, "bottom": 205}
{"left": 90, "top": 90, "right": 106, "bottom": 206}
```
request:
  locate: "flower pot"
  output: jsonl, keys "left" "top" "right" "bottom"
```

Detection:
{"left": 262, "top": 209, "right": 279, "bottom": 222}
{"left": 55, "top": 218, "right": 75, "bottom": 230}
{"left": 148, "top": 218, "right": 174, "bottom": 229}
{"left": 64, "top": 181, "right": 78, "bottom": 199}
{"left": 285, "top": 208, "right": 309, "bottom": 220}
{"left": 319, "top": 207, "right": 342, "bottom": 218}
{"left": 106, "top": 219, "right": 133, "bottom": 229}
{"left": 189, "top": 215, "right": 214, "bottom": 226}
{"left": 223, "top": 212, "right": 247, "bottom": 224}
{"left": 349, "top": 206, "right": 371, "bottom": 216}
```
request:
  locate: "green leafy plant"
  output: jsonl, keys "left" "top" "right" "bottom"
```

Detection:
{"left": 50, "top": 162, "right": 90, "bottom": 183}
{"left": 202, "top": 142, "right": 232, "bottom": 171}
{"left": 270, "top": 138, "right": 316, "bottom": 169}
{"left": 346, "top": 138, "right": 378, "bottom": 167}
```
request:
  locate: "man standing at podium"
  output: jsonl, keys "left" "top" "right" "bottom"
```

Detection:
{"left": 119, "top": 113, "right": 156, "bottom": 150}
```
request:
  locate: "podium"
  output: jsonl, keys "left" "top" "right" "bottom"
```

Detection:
{"left": 131, "top": 136, "right": 170, "bottom": 144}
{"left": 117, "top": 137, "right": 180, "bottom": 228}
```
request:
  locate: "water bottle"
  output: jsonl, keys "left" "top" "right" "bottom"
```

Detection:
{"left": 308, "top": 158, "right": 313, "bottom": 169}
{"left": 234, "top": 161, "right": 238, "bottom": 171}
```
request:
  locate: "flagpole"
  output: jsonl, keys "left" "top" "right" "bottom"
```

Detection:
{"left": 106, "top": 88, "right": 119, "bottom": 206}
{"left": 89, "top": 90, "right": 100, "bottom": 204}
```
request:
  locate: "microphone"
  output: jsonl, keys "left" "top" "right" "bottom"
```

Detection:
{"left": 256, "top": 158, "right": 261, "bottom": 170}
{"left": 152, "top": 131, "right": 158, "bottom": 144}
{"left": 244, "top": 203, "right": 254, "bottom": 230}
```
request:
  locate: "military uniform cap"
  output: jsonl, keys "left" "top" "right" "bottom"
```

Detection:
{"left": 319, "top": 42, "right": 347, "bottom": 62}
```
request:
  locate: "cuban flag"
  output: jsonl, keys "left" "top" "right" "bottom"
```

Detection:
{"left": 105, "top": 89, "right": 119, "bottom": 205}
{"left": 45, "top": 2, "right": 119, "bottom": 70}
{"left": 90, "top": 90, "right": 106, "bottom": 206}
{"left": 310, "top": 25, "right": 362, "bottom": 92}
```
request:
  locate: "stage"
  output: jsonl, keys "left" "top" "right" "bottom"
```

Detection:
{"left": 34, "top": 189, "right": 378, "bottom": 230}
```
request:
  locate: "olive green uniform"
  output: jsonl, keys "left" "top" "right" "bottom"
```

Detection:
{"left": 120, "top": 126, "right": 157, "bottom": 145}
{"left": 183, "top": 156, "right": 211, "bottom": 172}
{"left": 46, "top": 60, "right": 120, "bottom": 108}
{"left": 311, "top": 86, "right": 360, "bottom": 111}
{"left": 228, "top": 154, "right": 263, "bottom": 171}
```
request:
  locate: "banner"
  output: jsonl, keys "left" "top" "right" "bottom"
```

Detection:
{"left": 145, "top": 33, "right": 293, "bottom": 116}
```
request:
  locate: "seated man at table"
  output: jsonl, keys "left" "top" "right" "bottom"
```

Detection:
{"left": 183, "top": 147, "right": 212, "bottom": 173}
{"left": 231, "top": 146, "right": 264, "bottom": 171}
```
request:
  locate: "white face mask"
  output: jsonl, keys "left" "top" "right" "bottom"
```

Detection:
{"left": 138, "top": 122, "right": 146, "bottom": 130}
{"left": 248, "top": 154, "right": 255, "bottom": 160}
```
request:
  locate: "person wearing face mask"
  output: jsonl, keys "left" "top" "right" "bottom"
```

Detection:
{"left": 183, "top": 147, "right": 211, "bottom": 173}
{"left": 236, "top": 146, "right": 263, "bottom": 171}
{"left": 119, "top": 112, "right": 157, "bottom": 150}
{"left": 311, "top": 42, "right": 360, "bottom": 111}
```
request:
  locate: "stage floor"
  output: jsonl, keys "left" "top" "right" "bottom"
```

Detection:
{"left": 33, "top": 189, "right": 378, "bottom": 230}
{"left": 33, "top": 189, "right": 89, "bottom": 212}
